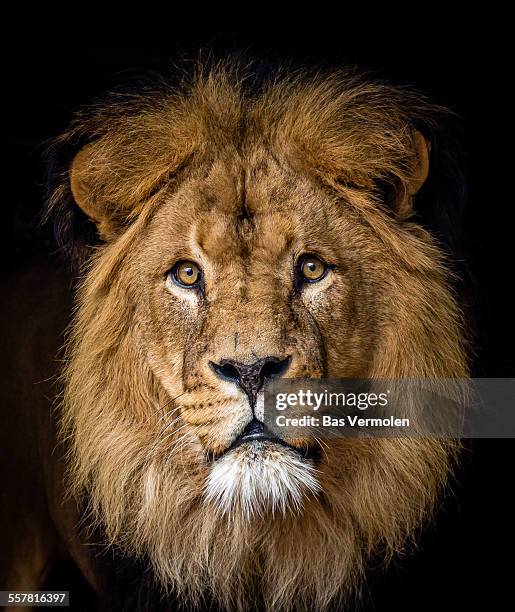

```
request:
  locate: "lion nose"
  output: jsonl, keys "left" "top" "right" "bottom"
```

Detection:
{"left": 210, "top": 356, "right": 291, "bottom": 405}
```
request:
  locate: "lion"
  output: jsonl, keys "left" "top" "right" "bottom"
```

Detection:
{"left": 0, "top": 60, "right": 468, "bottom": 611}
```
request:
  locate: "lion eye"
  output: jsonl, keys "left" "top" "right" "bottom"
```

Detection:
{"left": 298, "top": 255, "right": 328, "bottom": 283}
{"left": 170, "top": 261, "right": 202, "bottom": 288}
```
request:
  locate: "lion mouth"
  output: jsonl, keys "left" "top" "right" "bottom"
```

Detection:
{"left": 230, "top": 418, "right": 287, "bottom": 448}
{"left": 212, "top": 418, "right": 318, "bottom": 462}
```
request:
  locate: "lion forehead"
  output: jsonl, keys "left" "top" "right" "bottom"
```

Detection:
{"left": 142, "top": 156, "right": 338, "bottom": 268}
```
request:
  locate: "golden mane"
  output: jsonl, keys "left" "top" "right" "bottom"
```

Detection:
{"left": 47, "top": 60, "right": 468, "bottom": 611}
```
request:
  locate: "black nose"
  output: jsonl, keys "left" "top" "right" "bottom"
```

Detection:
{"left": 210, "top": 355, "right": 290, "bottom": 405}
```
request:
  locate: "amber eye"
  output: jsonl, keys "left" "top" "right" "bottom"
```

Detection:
{"left": 170, "top": 261, "right": 202, "bottom": 288}
{"left": 298, "top": 255, "right": 328, "bottom": 283}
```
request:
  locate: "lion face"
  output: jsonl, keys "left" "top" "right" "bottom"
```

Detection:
{"left": 53, "top": 63, "right": 468, "bottom": 611}
{"left": 138, "top": 157, "right": 376, "bottom": 439}
{"left": 131, "top": 154, "right": 384, "bottom": 517}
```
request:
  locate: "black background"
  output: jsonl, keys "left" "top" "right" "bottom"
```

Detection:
{"left": 1, "top": 18, "right": 513, "bottom": 611}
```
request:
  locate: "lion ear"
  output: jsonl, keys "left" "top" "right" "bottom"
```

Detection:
{"left": 391, "top": 131, "right": 431, "bottom": 219}
{"left": 69, "top": 144, "right": 122, "bottom": 241}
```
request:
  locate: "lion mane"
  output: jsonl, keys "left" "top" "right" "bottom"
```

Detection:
{"left": 39, "top": 59, "right": 468, "bottom": 611}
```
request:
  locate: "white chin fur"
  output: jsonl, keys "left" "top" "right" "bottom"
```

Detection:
{"left": 204, "top": 441, "right": 320, "bottom": 518}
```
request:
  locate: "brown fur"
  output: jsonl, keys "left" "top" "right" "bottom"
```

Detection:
{"left": 3, "top": 60, "right": 468, "bottom": 611}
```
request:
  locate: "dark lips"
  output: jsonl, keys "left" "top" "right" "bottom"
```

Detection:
{"left": 229, "top": 418, "right": 289, "bottom": 450}
{"left": 213, "top": 418, "right": 319, "bottom": 462}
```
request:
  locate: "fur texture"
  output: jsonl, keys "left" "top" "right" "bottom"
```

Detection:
{"left": 46, "top": 59, "right": 468, "bottom": 611}
{"left": 205, "top": 441, "right": 321, "bottom": 519}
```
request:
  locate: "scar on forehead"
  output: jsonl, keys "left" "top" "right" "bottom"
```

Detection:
{"left": 249, "top": 157, "right": 270, "bottom": 178}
